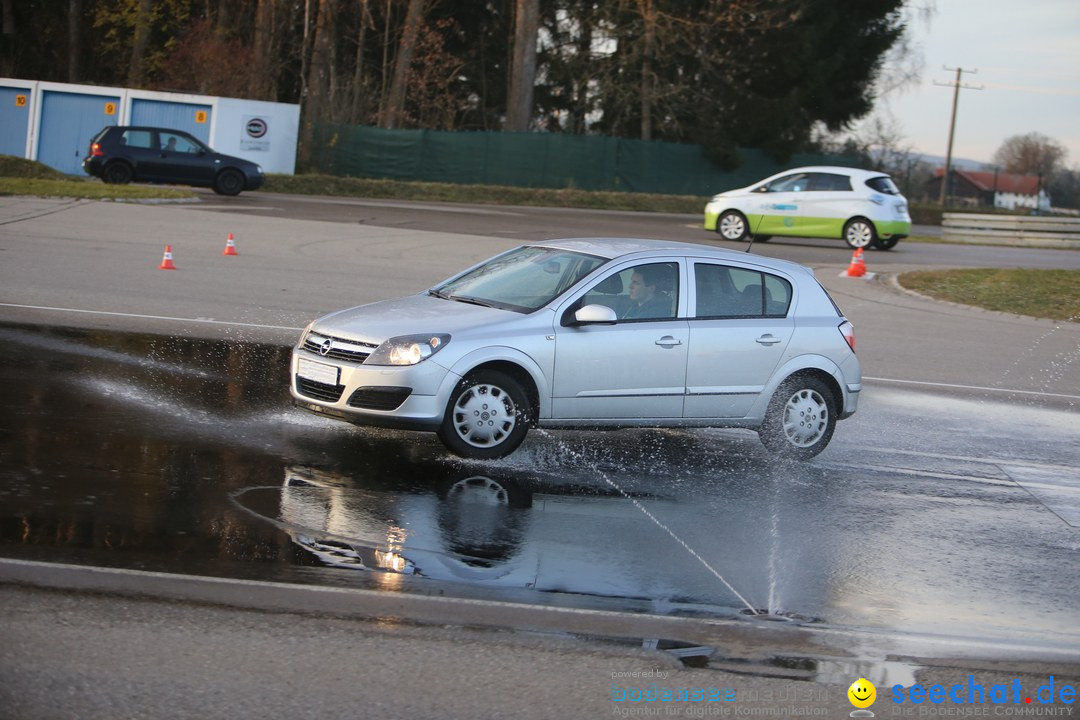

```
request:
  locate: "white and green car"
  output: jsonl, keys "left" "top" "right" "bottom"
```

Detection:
{"left": 704, "top": 166, "right": 911, "bottom": 250}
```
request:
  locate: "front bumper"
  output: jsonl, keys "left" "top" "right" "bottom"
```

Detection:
{"left": 703, "top": 203, "right": 722, "bottom": 230}
{"left": 289, "top": 348, "right": 456, "bottom": 430}
{"left": 874, "top": 219, "right": 911, "bottom": 238}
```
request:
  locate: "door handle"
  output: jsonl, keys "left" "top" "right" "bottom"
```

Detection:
{"left": 655, "top": 336, "right": 683, "bottom": 348}
{"left": 756, "top": 334, "right": 782, "bottom": 346}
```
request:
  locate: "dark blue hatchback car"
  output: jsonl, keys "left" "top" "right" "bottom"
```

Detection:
{"left": 83, "top": 126, "right": 264, "bottom": 195}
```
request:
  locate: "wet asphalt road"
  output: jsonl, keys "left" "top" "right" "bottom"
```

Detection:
{"left": 1, "top": 321, "right": 1078, "bottom": 653}
{"left": 0, "top": 195, "right": 1079, "bottom": 675}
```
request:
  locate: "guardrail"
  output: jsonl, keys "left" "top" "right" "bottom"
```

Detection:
{"left": 941, "top": 213, "right": 1080, "bottom": 249}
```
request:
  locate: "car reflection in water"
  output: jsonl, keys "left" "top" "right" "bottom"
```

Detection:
{"left": 282, "top": 467, "right": 533, "bottom": 584}
{"left": 277, "top": 465, "right": 738, "bottom": 609}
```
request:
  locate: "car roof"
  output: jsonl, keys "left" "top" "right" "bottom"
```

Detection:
{"left": 757, "top": 165, "right": 892, "bottom": 182}
{"left": 529, "top": 237, "right": 814, "bottom": 276}
{"left": 107, "top": 126, "right": 194, "bottom": 134}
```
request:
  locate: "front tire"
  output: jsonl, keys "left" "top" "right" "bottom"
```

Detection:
{"left": 843, "top": 218, "right": 877, "bottom": 249}
{"left": 437, "top": 370, "right": 531, "bottom": 459}
{"left": 717, "top": 210, "right": 749, "bottom": 242}
{"left": 214, "top": 168, "right": 245, "bottom": 196}
{"left": 758, "top": 376, "right": 837, "bottom": 460}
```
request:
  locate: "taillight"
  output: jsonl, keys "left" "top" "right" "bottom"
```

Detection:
{"left": 90, "top": 143, "right": 104, "bottom": 157}
{"left": 839, "top": 320, "right": 855, "bottom": 352}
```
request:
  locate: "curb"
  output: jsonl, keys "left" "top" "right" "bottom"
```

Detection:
{"left": 0, "top": 558, "right": 810, "bottom": 658}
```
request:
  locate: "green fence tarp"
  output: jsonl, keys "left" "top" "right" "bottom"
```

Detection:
{"left": 311, "top": 124, "right": 852, "bottom": 197}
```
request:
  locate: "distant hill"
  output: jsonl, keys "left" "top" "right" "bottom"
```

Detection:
{"left": 915, "top": 153, "right": 990, "bottom": 171}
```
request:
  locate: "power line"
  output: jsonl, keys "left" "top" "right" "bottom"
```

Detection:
{"left": 934, "top": 66, "right": 984, "bottom": 206}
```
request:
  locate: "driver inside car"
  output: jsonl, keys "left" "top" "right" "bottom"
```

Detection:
{"left": 621, "top": 266, "right": 673, "bottom": 320}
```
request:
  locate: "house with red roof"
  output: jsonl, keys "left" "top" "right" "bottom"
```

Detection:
{"left": 926, "top": 168, "right": 1052, "bottom": 211}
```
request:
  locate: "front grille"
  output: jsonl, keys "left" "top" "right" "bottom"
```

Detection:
{"left": 303, "top": 332, "right": 378, "bottom": 364}
{"left": 348, "top": 386, "right": 412, "bottom": 411}
{"left": 296, "top": 377, "right": 345, "bottom": 402}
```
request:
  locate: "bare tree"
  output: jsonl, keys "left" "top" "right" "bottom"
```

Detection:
{"left": 251, "top": 0, "right": 280, "bottom": 100}
{"left": 299, "top": 0, "right": 314, "bottom": 101}
{"left": 0, "top": 0, "right": 13, "bottom": 77}
{"left": 68, "top": 0, "right": 82, "bottom": 82}
{"left": 506, "top": 0, "right": 539, "bottom": 131}
{"left": 638, "top": 0, "right": 655, "bottom": 141}
{"left": 299, "top": 0, "right": 336, "bottom": 165}
{"left": 381, "top": 0, "right": 427, "bottom": 129}
{"left": 350, "top": 0, "right": 375, "bottom": 122}
{"left": 993, "top": 132, "right": 1068, "bottom": 177}
{"left": 850, "top": 112, "right": 930, "bottom": 197}
{"left": 127, "top": 0, "right": 154, "bottom": 87}
{"left": 873, "top": 1, "right": 935, "bottom": 97}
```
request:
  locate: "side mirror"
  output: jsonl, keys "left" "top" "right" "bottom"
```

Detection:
{"left": 574, "top": 304, "right": 618, "bottom": 325}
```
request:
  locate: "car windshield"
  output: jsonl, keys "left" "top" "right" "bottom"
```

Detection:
{"left": 432, "top": 246, "right": 606, "bottom": 313}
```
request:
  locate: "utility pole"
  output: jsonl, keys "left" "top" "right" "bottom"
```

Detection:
{"left": 934, "top": 66, "right": 983, "bottom": 206}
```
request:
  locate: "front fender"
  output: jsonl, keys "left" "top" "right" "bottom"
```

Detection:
{"left": 438, "top": 346, "right": 553, "bottom": 419}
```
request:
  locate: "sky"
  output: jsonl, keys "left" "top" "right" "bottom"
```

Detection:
{"left": 860, "top": 0, "right": 1080, "bottom": 169}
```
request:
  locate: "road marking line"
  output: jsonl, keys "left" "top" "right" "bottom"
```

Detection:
{"left": 0, "top": 304, "right": 1076, "bottom": 400}
{"left": 0, "top": 303, "right": 302, "bottom": 331}
{"left": 863, "top": 375, "right": 1080, "bottom": 401}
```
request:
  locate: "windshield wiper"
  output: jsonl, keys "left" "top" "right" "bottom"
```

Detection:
{"left": 448, "top": 295, "right": 498, "bottom": 308}
{"left": 428, "top": 289, "right": 451, "bottom": 300}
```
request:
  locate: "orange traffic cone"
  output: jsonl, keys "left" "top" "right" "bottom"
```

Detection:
{"left": 223, "top": 232, "right": 238, "bottom": 256}
{"left": 159, "top": 244, "right": 176, "bottom": 270}
{"left": 844, "top": 248, "right": 865, "bottom": 278}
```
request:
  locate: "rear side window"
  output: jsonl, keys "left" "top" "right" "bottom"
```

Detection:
{"left": 865, "top": 176, "right": 900, "bottom": 194}
{"left": 694, "top": 264, "right": 791, "bottom": 318}
{"left": 810, "top": 173, "right": 852, "bottom": 191}
{"left": 120, "top": 129, "right": 153, "bottom": 149}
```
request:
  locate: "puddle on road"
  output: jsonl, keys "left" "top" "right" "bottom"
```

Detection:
{"left": 0, "top": 323, "right": 768, "bottom": 617}
{"left": 2, "top": 323, "right": 1079, "bottom": 652}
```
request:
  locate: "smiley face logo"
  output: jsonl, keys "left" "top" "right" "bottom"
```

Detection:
{"left": 848, "top": 678, "right": 877, "bottom": 709}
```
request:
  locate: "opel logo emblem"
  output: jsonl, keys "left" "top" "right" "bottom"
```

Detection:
{"left": 319, "top": 338, "right": 333, "bottom": 356}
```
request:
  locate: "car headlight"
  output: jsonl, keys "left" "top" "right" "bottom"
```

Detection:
{"left": 710, "top": 194, "right": 726, "bottom": 202}
{"left": 365, "top": 334, "right": 450, "bottom": 366}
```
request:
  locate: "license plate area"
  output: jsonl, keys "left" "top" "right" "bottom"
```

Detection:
{"left": 298, "top": 357, "right": 340, "bottom": 386}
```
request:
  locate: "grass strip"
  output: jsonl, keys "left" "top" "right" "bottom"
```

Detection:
{"left": 898, "top": 269, "right": 1080, "bottom": 322}
{"left": 263, "top": 174, "right": 707, "bottom": 214}
{"left": 0, "top": 178, "right": 195, "bottom": 200}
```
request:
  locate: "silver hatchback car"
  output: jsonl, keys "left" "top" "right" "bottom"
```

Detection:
{"left": 290, "top": 238, "right": 861, "bottom": 459}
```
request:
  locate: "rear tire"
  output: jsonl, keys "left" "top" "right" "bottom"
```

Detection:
{"left": 103, "top": 162, "right": 132, "bottom": 185}
{"left": 871, "top": 235, "right": 900, "bottom": 250}
{"left": 437, "top": 370, "right": 531, "bottom": 459}
{"left": 758, "top": 376, "right": 837, "bottom": 460}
